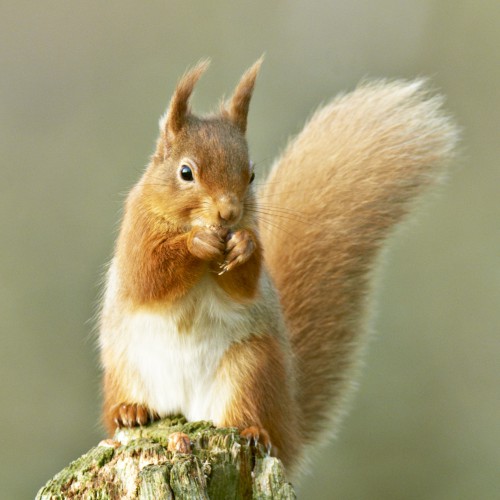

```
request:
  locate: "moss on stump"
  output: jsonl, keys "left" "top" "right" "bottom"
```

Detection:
{"left": 36, "top": 417, "right": 296, "bottom": 499}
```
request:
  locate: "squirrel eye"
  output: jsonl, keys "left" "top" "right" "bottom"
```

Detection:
{"left": 180, "top": 165, "right": 194, "bottom": 182}
{"left": 249, "top": 172, "right": 255, "bottom": 184}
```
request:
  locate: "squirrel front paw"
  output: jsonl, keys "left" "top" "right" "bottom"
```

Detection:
{"left": 220, "top": 230, "right": 256, "bottom": 274}
{"left": 187, "top": 226, "right": 228, "bottom": 262}
{"left": 111, "top": 403, "right": 159, "bottom": 428}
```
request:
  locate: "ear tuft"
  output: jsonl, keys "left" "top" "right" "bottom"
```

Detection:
{"left": 164, "top": 59, "right": 210, "bottom": 137}
{"left": 226, "top": 56, "right": 264, "bottom": 134}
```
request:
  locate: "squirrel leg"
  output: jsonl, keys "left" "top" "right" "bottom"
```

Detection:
{"left": 216, "top": 333, "right": 299, "bottom": 469}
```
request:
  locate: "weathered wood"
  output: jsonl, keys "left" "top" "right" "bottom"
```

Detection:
{"left": 36, "top": 417, "right": 296, "bottom": 499}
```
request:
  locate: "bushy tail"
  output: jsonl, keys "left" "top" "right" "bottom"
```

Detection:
{"left": 259, "top": 80, "right": 458, "bottom": 447}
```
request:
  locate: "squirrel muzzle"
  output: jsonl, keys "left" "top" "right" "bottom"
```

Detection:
{"left": 214, "top": 194, "right": 242, "bottom": 227}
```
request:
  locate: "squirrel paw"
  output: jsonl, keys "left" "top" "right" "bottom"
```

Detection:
{"left": 188, "top": 226, "right": 227, "bottom": 262}
{"left": 240, "top": 426, "right": 272, "bottom": 454}
{"left": 167, "top": 432, "right": 192, "bottom": 454}
{"left": 112, "top": 403, "right": 159, "bottom": 428}
{"left": 220, "top": 230, "right": 256, "bottom": 274}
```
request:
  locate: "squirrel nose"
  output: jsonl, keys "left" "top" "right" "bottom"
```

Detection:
{"left": 217, "top": 196, "right": 241, "bottom": 225}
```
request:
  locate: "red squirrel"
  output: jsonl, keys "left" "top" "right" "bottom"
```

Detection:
{"left": 99, "top": 59, "right": 457, "bottom": 477}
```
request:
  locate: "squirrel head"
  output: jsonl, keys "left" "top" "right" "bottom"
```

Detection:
{"left": 141, "top": 58, "right": 263, "bottom": 231}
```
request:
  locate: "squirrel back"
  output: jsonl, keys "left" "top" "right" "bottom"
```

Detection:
{"left": 260, "top": 79, "right": 458, "bottom": 448}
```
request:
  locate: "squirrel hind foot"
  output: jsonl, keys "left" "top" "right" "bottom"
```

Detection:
{"left": 240, "top": 425, "right": 272, "bottom": 455}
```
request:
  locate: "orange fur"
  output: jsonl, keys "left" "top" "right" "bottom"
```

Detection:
{"left": 99, "top": 61, "right": 458, "bottom": 480}
{"left": 223, "top": 57, "right": 263, "bottom": 134}
{"left": 100, "top": 60, "right": 267, "bottom": 438}
{"left": 115, "top": 189, "right": 207, "bottom": 305}
{"left": 102, "top": 364, "right": 155, "bottom": 434}
{"left": 260, "top": 79, "right": 459, "bottom": 448}
{"left": 164, "top": 60, "right": 210, "bottom": 137}
{"left": 217, "top": 333, "right": 300, "bottom": 469}
{"left": 214, "top": 228, "right": 262, "bottom": 301}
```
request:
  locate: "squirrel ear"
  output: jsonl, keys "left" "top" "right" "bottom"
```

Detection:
{"left": 163, "top": 59, "right": 210, "bottom": 138}
{"left": 226, "top": 57, "right": 263, "bottom": 134}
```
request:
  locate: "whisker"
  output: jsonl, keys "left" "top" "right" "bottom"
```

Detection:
{"left": 246, "top": 208, "right": 311, "bottom": 227}
{"left": 247, "top": 203, "right": 309, "bottom": 217}
{"left": 253, "top": 214, "right": 299, "bottom": 240}
{"left": 245, "top": 203, "right": 319, "bottom": 227}
{"left": 252, "top": 157, "right": 273, "bottom": 166}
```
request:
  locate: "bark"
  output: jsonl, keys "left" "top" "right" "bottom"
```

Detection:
{"left": 36, "top": 417, "right": 296, "bottom": 499}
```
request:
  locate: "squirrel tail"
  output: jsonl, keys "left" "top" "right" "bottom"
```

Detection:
{"left": 259, "top": 79, "right": 458, "bottom": 449}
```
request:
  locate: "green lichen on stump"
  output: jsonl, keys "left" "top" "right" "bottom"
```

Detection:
{"left": 36, "top": 417, "right": 296, "bottom": 499}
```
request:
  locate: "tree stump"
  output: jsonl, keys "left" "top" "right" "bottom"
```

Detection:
{"left": 36, "top": 416, "right": 296, "bottom": 499}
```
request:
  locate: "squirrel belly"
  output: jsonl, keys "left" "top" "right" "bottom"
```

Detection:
{"left": 100, "top": 261, "right": 251, "bottom": 423}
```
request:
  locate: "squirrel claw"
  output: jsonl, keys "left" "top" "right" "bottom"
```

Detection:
{"left": 240, "top": 426, "right": 271, "bottom": 453}
{"left": 217, "top": 261, "right": 229, "bottom": 275}
{"left": 111, "top": 403, "right": 158, "bottom": 429}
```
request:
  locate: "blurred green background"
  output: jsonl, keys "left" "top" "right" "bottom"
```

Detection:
{"left": 1, "top": 1, "right": 498, "bottom": 498}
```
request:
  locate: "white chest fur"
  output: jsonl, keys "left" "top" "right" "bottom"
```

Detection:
{"left": 100, "top": 262, "right": 254, "bottom": 424}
